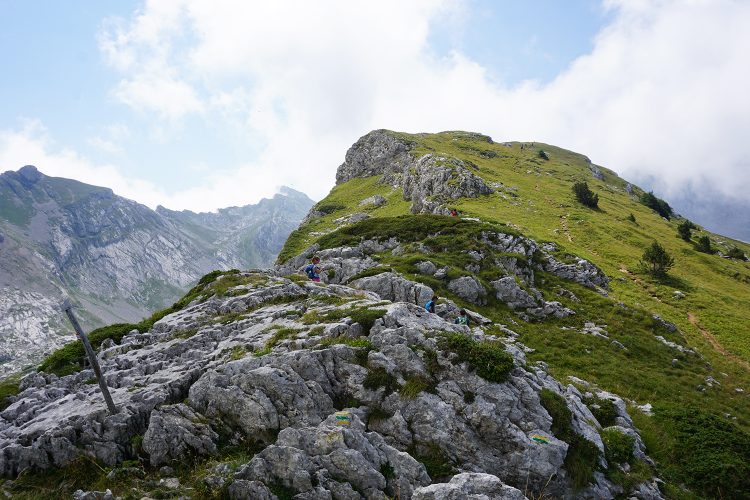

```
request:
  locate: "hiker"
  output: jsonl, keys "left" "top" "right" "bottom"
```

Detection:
{"left": 454, "top": 309, "right": 469, "bottom": 326}
{"left": 450, "top": 209, "right": 458, "bottom": 217}
{"left": 304, "top": 256, "right": 322, "bottom": 282}
{"left": 425, "top": 295, "right": 438, "bottom": 313}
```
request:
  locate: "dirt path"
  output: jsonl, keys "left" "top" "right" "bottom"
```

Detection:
{"left": 618, "top": 267, "right": 662, "bottom": 302}
{"left": 559, "top": 214, "right": 573, "bottom": 242}
{"left": 688, "top": 312, "right": 750, "bottom": 371}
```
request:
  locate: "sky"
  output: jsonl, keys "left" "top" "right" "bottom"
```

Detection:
{"left": 0, "top": 0, "right": 749, "bottom": 215}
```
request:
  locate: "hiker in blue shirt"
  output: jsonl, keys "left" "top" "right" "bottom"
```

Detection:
{"left": 304, "top": 256, "right": 322, "bottom": 282}
{"left": 454, "top": 309, "right": 469, "bottom": 326}
{"left": 425, "top": 295, "right": 438, "bottom": 313}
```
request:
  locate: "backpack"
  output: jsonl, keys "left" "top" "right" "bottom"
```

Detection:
{"left": 304, "top": 264, "right": 316, "bottom": 279}
{"left": 425, "top": 300, "right": 434, "bottom": 312}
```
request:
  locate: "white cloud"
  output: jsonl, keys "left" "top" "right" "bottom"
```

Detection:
{"left": 62, "top": 0, "right": 750, "bottom": 210}
{"left": 87, "top": 123, "right": 131, "bottom": 154}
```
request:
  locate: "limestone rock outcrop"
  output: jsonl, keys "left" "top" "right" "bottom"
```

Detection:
{"left": 0, "top": 269, "right": 657, "bottom": 498}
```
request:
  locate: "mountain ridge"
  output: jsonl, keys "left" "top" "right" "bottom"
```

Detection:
{"left": 0, "top": 131, "right": 748, "bottom": 499}
{"left": 0, "top": 166, "right": 314, "bottom": 374}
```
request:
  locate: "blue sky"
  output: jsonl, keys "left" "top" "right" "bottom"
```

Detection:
{"left": 1, "top": 1, "right": 748, "bottom": 213}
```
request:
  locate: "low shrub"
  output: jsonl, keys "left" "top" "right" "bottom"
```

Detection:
{"left": 540, "top": 389, "right": 573, "bottom": 441}
{"left": 363, "top": 367, "right": 399, "bottom": 395}
{"left": 399, "top": 375, "right": 436, "bottom": 399}
{"left": 265, "top": 327, "right": 302, "bottom": 349}
{"left": 438, "top": 333, "right": 514, "bottom": 383}
{"left": 315, "top": 202, "right": 346, "bottom": 214}
{"left": 539, "top": 389, "right": 600, "bottom": 489}
{"left": 410, "top": 443, "right": 455, "bottom": 482}
{"left": 602, "top": 428, "right": 635, "bottom": 465}
{"left": 0, "top": 376, "right": 20, "bottom": 411}
{"left": 565, "top": 435, "right": 602, "bottom": 490}
{"left": 727, "top": 246, "right": 747, "bottom": 260}
{"left": 585, "top": 396, "right": 618, "bottom": 427}
{"left": 654, "top": 406, "right": 750, "bottom": 499}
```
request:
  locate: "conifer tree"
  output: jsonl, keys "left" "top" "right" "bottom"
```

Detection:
{"left": 641, "top": 241, "right": 674, "bottom": 276}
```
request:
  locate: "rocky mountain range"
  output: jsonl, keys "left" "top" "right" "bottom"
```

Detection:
{"left": 0, "top": 166, "right": 313, "bottom": 375}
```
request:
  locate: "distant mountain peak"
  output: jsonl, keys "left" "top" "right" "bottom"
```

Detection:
{"left": 17, "top": 165, "right": 42, "bottom": 183}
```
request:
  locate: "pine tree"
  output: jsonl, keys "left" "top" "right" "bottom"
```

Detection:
{"left": 677, "top": 220, "right": 695, "bottom": 241}
{"left": 641, "top": 241, "right": 675, "bottom": 276}
{"left": 572, "top": 182, "right": 599, "bottom": 208}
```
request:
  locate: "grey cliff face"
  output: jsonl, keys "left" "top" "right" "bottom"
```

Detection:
{"left": 0, "top": 269, "right": 660, "bottom": 498}
{"left": 0, "top": 167, "right": 313, "bottom": 374}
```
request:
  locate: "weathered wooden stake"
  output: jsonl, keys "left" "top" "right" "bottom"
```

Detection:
{"left": 62, "top": 300, "right": 118, "bottom": 415}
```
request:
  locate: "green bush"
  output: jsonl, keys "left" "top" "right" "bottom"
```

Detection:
{"left": 677, "top": 220, "right": 695, "bottom": 241}
{"left": 654, "top": 406, "right": 750, "bottom": 499}
{"left": 727, "top": 246, "right": 747, "bottom": 260}
{"left": 602, "top": 428, "right": 635, "bottom": 465}
{"left": 696, "top": 235, "right": 713, "bottom": 254}
{"left": 640, "top": 191, "right": 673, "bottom": 219}
{"left": 315, "top": 202, "right": 346, "bottom": 214}
{"left": 539, "top": 389, "right": 601, "bottom": 489}
{"left": 627, "top": 213, "right": 636, "bottom": 223}
{"left": 572, "top": 181, "right": 599, "bottom": 208}
{"left": 400, "top": 375, "right": 436, "bottom": 399}
{"left": 566, "top": 435, "right": 602, "bottom": 490}
{"left": 0, "top": 376, "right": 20, "bottom": 411}
{"left": 410, "top": 443, "right": 455, "bottom": 482}
{"left": 540, "top": 389, "right": 574, "bottom": 441}
{"left": 348, "top": 308, "right": 387, "bottom": 334}
{"left": 438, "top": 333, "right": 514, "bottom": 383}
{"left": 363, "top": 367, "right": 399, "bottom": 395}
{"left": 585, "top": 396, "right": 618, "bottom": 427}
{"left": 39, "top": 322, "right": 139, "bottom": 375}
{"left": 640, "top": 241, "right": 674, "bottom": 276}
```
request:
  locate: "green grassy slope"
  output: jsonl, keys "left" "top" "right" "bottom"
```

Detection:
{"left": 281, "top": 131, "right": 750, "bottom": 364}
{"left": 280, "top": 130, "right": 750, "bottom": 498}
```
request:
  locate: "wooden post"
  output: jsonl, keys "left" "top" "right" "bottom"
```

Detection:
{"left": 62, "top": 300, "right": 118, "bottom": 415}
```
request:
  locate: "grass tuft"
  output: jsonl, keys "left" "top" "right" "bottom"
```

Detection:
{"left": 438, "top": 333, "right": 514, "bottom": 383}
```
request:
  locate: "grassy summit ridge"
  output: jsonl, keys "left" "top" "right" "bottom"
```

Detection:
{"left": 281, "top": 130, "right": 749, "bottom": 362}
{"left": 280, "top": 130, "right": 750, "bottom": 498}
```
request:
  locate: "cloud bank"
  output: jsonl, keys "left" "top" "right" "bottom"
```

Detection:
{"left": 3, "top": 0, "right": 749, "bottom": 213}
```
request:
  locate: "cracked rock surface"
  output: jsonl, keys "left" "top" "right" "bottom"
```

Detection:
{"left": 1, "top": 267, "right": 656, "bottom": 499}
